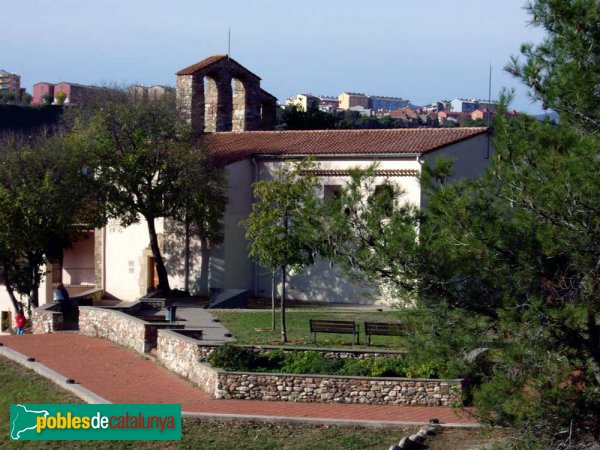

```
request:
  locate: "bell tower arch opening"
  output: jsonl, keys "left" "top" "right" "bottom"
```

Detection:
{"left": 231, "top": 77, "right": 246, "bottom": 132}
{"left": 203, "top": 76, "right": 218, "bottom": 133}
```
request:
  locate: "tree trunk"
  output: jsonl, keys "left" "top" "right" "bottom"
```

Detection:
{"left": 183, "top": 218, "right": 190, "bottom": 293}
{"left": 280, "top": 265, "right": 287, "bottom": 343}
{"left": 146, "top": 217, "right": 170, "bottom": 294}
{"left": 2, "top": 262, "right": 22, "bottom": 313}
{"left": 28, "top": 257, "right": 39, "bottom": 309}
{"left": 586, "top": 308, "right": 600, "bottom": 385}
{"left": 199, "top": 237, "right": 210, "bottom": 297}
{"left": 271, "top": 268, "right": 276, "bottom": 331}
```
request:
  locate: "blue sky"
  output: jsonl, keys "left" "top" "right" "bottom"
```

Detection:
{"left": 3, "top": 0, "right": 545, "bottom": 113}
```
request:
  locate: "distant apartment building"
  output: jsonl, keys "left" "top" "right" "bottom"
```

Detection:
{"left": 32, "top": 82, "right": 54, "bottom": 104}
{"left": 285, "top": 93, "right": 320, "bottom": 112}
{"left": 130, "top": 84, "right": 174, "bottom": 102}
{"left": 0, "top": 70, "right": 21, "bottom": 96}
{"left": 316, "top": 95, "right": 339, "bottom": 112}
{"left": 32, "top": 81, "right": 105, "bottom": 105}
{"left": 338, "top": 93, "right": 410, "bottom": 114}
{"left": 348, "top": 105, "right": 371, "bottom": 116}
{"left": 450, "top": 98, "right": 478, "bottom": 113}
{"left": 451, "top": 98, "right": 498, "bottom": 113}
{"left": 423, "top": 101, "right": 451, "bottom": 113}
{"left": 369, "top": 96, "right": 410, "bottom": 112}
{"left": 338, "top": 92, "right": 370, "bottom": 110}
{"left": 475, "top": 100, "right": 498, "bottom": 112}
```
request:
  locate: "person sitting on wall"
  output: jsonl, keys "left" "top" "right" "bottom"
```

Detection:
{"left": 53, "top": 282, "right": 70, "bottom": 316}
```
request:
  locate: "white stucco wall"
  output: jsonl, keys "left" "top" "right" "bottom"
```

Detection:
{"left": 420, "top": 133, "right": 491, "bottom": 207}
{"left": 104, "top": 219, "right": 159, "bottom": 301}
{"left": 163, "top": 159, "right": 255, "bottom": 296}
{"left": 251, "top": 157, "right": 422, "bottom": 304}
{"left": 422, "top": 133, "right": 491, "bottom": 181}
{"left": 202, "top": 159, "right": 255, "bottom": 292}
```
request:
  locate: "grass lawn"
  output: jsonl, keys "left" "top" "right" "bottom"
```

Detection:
{"left": 211, "top": 309, "right": 409, "bottom": 349}
{"left": 0, "top": 355, "right": 500, "bottom": 449}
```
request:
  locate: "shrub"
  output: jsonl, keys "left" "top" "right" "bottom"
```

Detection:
{"left": 253, "top": 349, "right": 287, "bottom": 372}
{"left": 279, "top": 351, "right": 344, "bottom": 375}
{"left": 338, "top": 357, "right": 408, "bottom": 377}
{"left": 55, "top": 91, "right": 67, "bottom": 105}
{"left": 208, "top": 347, "right": 447, "bottom": 379}
{"left": 207, "top": 344, "right": 256, "bottom": 371}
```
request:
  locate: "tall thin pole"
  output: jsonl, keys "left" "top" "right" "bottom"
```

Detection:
{"left": 486, "top": 63, "right": 492, "bottom": 159}
{"left": 488, "top": 63, "right": 492, "bottom": 126}
{"left": 228, "top": 27, "right": 231, "bottom": 59}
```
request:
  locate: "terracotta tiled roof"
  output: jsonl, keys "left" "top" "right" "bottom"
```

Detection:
{"left": 176, "top": 55, "right": 263, "bottom": 81}
{"left": 304, "top": 169, "right": 419, "bottom": 177}
{"left": 201, "top": 128, "right": 487, "bottom": 163}
{"left": 176, "top": 55, "right": 228, "bottom": 75}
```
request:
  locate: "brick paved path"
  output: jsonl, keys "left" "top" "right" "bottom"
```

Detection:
{"left": 0, "top": 334, "right": 477, "bottom": 425}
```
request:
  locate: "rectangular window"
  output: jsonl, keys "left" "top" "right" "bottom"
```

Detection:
{"left": 369, "top": 184, "right": 395, "bottom": 216}
{"left": 323, "top": 185, "right": 342, "bottom": 201}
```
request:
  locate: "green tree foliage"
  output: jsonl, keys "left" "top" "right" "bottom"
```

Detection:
{"left": 0, "top": 92, "right": 17, "bottom": 105}
{"left": 322, "top": 166, "right": 420, "bottom": 302}
{"left": 276, "top": 104, "right": 336, "bottom": 130}
{"left": 276, "top": 104, "right": 441, "bottom": 130}
{"left": 243, "top": 159, "right": 322, "bottom": 342}
{"left": 42, "top": 93, "right": 54, "bottom": 105}
{"left": 506, "top": 0, "right": 600, "bottom": 132}
{"left": 0, "top": 91, "right": 31, "bottom": 106}
{"left": 320, "top": 1, "right": 600, "bottom": 445}
{"left": 0, "top": 105, "right": 63, "bottom": 132}
{"left": 83, "top": 92, "right": 225, "bottom": 294}
{"left": 416, "top": 112, "right": 600, "bottom": 446}
{"left": 0, "top": 132, "right": 104, "bottom": 313}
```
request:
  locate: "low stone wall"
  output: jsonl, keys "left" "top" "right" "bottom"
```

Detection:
{"left": 156, "top": 329, "right": 462, "bottom": 407}
{"left": 79, "top": 306, "right": 147, "bottom": 354}
{"left": 215, "top": 373, "right": 462, "bottom": 407}
{"left": 32, "top": 303, "right": 64, "bottom": 334}
{"left": 79, "top": 306, "right": 186, "bottom": 354}
{"left": 157, "top": 329, "right": 219, "bottom": 394}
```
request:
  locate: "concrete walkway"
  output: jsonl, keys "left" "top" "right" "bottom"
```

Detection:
{"left": 0, "top": 333, "right": 478, "bottom": 427}
{"left": 99, "top": 300, "right": 235, "bottom": 342}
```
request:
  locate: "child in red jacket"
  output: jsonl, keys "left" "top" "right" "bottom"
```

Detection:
{"left": 15, "top": 309, "right": 26, "bottom": 335}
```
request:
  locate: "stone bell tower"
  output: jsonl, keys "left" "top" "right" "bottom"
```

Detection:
{"left": 176, "top": 55, "right": 277, "bottom": 134}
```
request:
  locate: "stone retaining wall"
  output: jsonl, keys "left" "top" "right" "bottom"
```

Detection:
{"left": 156, "top": 329, "right": 462, "bottom": 407}
{"left": 215, "top": 373, "right": 462, "bottom": 407}
{"left": 32, "top": 304, "right": 63, "bottom": 334}
{"left": 79, "top": 306, "right": 184, "bottom": 354}
{"left": 157, "top": 329, "right": 219, "bottom": 394}
{"left": 79, "top": 307, "right": 147, "bottom": 354}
